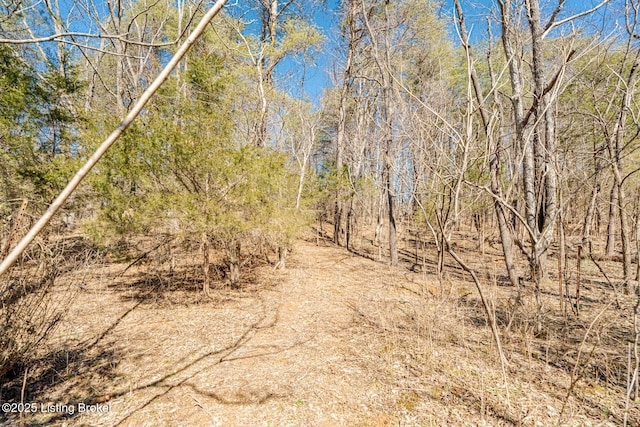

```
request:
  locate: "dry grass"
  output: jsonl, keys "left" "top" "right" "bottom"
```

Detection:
{"left": 0, "top": 227, "right": 638, "bottom": 426}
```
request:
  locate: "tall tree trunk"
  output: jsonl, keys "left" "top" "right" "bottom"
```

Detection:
{"left": 609, "top": 49, "right": 640, "bottom": 286}
{"left": 382, "top": 3, "right": 397, "bottom": 266}
{"left": 361, "top": 0, "right": 398, "bottom": 266}
{"left": 617, "top": 180, "right": 632, "bottom": 288}
{"left": 526, "top": 0, "right": 558, "bottom": 281}
{"left": 256, "top": 0, "right": 279, "bottom": 147}
{"left": 500, "top": 1, "right": 530, "bottom": 240}
{"left": 454, "top": 0, "right": 520, "bottom": 287}
{"left": 384, "top": 151, "right": 398, "bottom": 266}
{"left": 334, "top": 1, "right": 357, "bottom": 246}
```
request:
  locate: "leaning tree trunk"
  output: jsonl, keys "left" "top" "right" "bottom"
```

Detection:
{"left": 0, "top": 0, "right": 230, "bottom": 278}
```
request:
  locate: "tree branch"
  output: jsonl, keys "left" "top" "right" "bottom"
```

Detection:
{"left": 542, "top": 0, "right": 611, "bottom": 39}
{"left": 0, "top": 31, "right": 180, "bottom": 47}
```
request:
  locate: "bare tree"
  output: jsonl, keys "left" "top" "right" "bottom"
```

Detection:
{"left": 454, "top": 0, "right": 520, "bottom": 288}
{"left": 361, "top": 0, "right": 398, "bottom": 265}
{"left": 607, "top": 0, "right": 640, "bottom": 289}
{"left": 333, "top": 0, "right": 359, "bottom": 246}
{"left": 499, "top": 0, "right": 609, "bottom": 289}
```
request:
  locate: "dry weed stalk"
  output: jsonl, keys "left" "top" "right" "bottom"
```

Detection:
{"left": 0, "top": 230, "right": 95, "bottom": 381}
{"left": 624, "top": 286, "right": 640, "bottom": 426}
{"left": 559, "top": 301, "right": 612, "bottom": 421}
{"left": 19, "top": 367, "right": 27, "bottom": 427}
{"left": 446, "top": 246, "right": 511, "bottom": 408}
{"left": 1, "top": 251, "right": 62, "bottom": 379}
{"left": 1, "top": 200, "right": 28, "bottom": 260}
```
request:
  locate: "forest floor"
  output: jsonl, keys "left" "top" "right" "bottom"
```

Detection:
{"left": 1, "top": 229, "right": 639, "bottom": 426}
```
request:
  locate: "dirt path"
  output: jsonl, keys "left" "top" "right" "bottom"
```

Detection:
{"left": 5, "top": 236, "right": 634, "bottom": 426}
{"left": 26, "top": 240, "right": 422, "bottom": 426}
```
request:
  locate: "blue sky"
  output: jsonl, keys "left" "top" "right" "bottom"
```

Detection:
{"left": 273, "top": 0, "right": 341, "bottom": 104}
{"left": 50, "top": 0, "right": 623, "bottom": 106}
{"left": 294, "top": 0, "right": 623, "bottom": 104}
